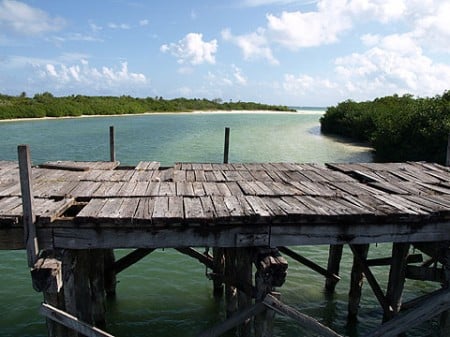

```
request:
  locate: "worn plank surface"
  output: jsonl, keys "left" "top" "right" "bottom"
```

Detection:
{"left": 1, "top": 160, "right": 450, "bottom": 249}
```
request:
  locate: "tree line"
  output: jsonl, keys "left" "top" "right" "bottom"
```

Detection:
{"left": 320, "top": 91, "right": 450, "bottom": 164}
{"left": 0, "top": 93, "right": 294, "bottom": 120}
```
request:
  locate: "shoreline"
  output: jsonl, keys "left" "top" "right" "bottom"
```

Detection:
{"left": 0, "top": 109, "right": 325, "bottom": 123}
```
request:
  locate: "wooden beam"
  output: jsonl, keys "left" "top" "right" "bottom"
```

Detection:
{"left": 279, "top": 246, "right": 340, "bottom": 282}
{"left": 175, "top": 247, "right": 214, "bottom": 270}
{"left": 18, "top": 144, "right": 38, "bottom": 267}
{"left": 383, "top": 243, "right": 409, "bottom": 322}
{"left": 325, "top": 244, "right": 343, "bottom": 293}
{"left": 367, "top": 254, "right": 423, "bottom": 267}
{"left": 236, "top": 247, "right": 253, "bottom": 337}
{"left": 212, "top": 247, "right": 225, "bottom": 298}
{"left": 365, "top": 288, "right": 450, "bottom": 337}
{"left": 197, "top": 302, "right": 265, "bottom": 337}
{"left": 406, "top": 265, "right": 446, "bottom": 283}
{"left": 113, "top": 248, "right": 155, "bottom": 274}
{"left": 348, "top": 244, "right": 369, "bottom": 321}
{"left": 40, "top": 303, "right": 115, "bottom": 337}
{"left": 349, "top": 244, "right": 392, "bottom": 317}
{"left": 263, "top": 294, "right": 344, "bottom": 337}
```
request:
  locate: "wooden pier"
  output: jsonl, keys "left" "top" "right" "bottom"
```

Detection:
{"left": 1, "top": 149, "right": 450, "bottom": 336}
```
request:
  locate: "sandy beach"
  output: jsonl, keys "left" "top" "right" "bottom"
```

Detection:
{"left": 0, "top": 109, "right": 324, "bottom": 123}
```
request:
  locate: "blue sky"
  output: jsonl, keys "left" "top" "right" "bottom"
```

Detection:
{"left": 0, "top": 0, "right": 449, "bottom": 106}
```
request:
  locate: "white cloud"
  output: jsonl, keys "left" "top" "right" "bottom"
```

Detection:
{"left": 161, "top": 33, "right": 218, "bottom": 65}
{"left": 108, "top": 23, "right": 131, "bottom": 30}
{"left": 39, "top": 60, "right": 147, "bottom": 89}
{"left": 266, "top": 10, "right": 352, "bottom": 49}
{"left": 232, "top": 65, "right": 247, "bottom": 85}
{"left": 221, "top": 28, "right": 279, "bottom": 65}
{"left": 334, "top": 34, "right": 450, "bottom": 98}
{"left": 283, "top": 73, "right": 337, "bottom": 95}
{"left": 139, "top": 19, "right": 149, "bottom": 26}
{"left": 0, "top": 0, "right": 65, "bottom": 36}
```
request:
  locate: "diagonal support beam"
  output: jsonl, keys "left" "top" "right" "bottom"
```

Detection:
{"left": 349, "top": 244, "right": 392, "bottom": 316}
{"left": 176, "top": 247, "right": 215, "bottom": 270}
{"left": 113, "top": 248, "right": 155, "bottom": 274}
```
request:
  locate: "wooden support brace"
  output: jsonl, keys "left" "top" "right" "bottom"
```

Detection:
{"left": 349, "top": 244, "right": 392, "bottom": 317}
{"left": 367, "top": 254, "right": 422, "bottom": 267}
{"left": 175, "top": 247, "right": 215, "bottom": 270}
{"left": 279, "top": 246, "right": 340, "bottom": 282}
{"left": 40, "top": 303, "right": 115, "bottom": 337}
{"left": 212, "top": 247, "right": 225, "bottom": 298}
{"left": 197, "top": 302, "right": 265, "bottom": 337}
{"left": 384, "top": 242, "right": 410, "bottom": 322}
{"left": 263, "top": 294, "right": 344, "bottom": 337}
{"left": 113, "top": 248, "right": 155, "bottom": 274}
{"left": 365, "top": 288, "right": 450, "bottom": 337}
{"left": 18, "top": 144, "right": 38, "bottom": 268}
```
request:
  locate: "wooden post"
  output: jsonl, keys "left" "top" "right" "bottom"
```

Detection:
{"left": 254, "top": 248, "right": 288, "bottom": 337}
{"left": 103, "top": 249, "right": 117, "bottom": 298}
{"left": 89, "top": 250, "right": 107, "bottom": 329}
{"left": 223, "top": 127, "right": 230, "bottom": 164}
{"left": 212, "top": 247, "right": 225, "bottom": 298}
{"left": 325, "top": 244, "right": 343, "bottom": 293}
{"left": 236, "top": 248, "right": 253, "bottom": 337}
{"left": 383, "top": 243, "right": 410, "bottom": 322}
{"left": 109, "top": 126, "right": 115, "bottom": 162}
{"left": 348, "top": 244, "right": 369, "bottom": 322}
{"left": 224, "top": 248, "right": 238, "bottom": 318}
{"left": 18, "top": 144, "right": 38, "bottom": 268}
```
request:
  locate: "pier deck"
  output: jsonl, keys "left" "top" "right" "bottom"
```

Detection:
{"left": 1, "top": 158, "right": 450, "bottom": 337}
{"left": 1, "top": 160, "right": 449, "bottom": 250}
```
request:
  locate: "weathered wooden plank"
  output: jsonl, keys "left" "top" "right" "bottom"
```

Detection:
{"left": 176, "top": 182, "right": 195, "bottom": 197}
{"left": 184, "top": 197, "right": 206, "bottom": 219}
{"left": 133, "top": 198, "right": 156, "bottom": 222}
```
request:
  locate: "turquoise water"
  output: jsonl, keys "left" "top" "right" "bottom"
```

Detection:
{"left": 0, "top": 112, "right": 439, "bottom": 336}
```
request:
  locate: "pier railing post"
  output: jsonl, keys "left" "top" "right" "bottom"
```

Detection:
{"left": 223, "top": 127, "right": 230, "bottom": 164}
{"left": 109, "top": 126, "right": 115, "bottom": 162}
{"left": 18, "top": 144, "right": 38, "bottom": 267}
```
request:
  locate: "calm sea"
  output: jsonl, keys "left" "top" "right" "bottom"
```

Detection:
{"left": 0, "top": 111, "right": 439, "bottom": 336}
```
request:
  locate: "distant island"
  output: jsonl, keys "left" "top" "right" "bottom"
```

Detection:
{"left": 320, "top": 90, "right": 450, "bottom": 164}
{"left": 0, "top": 92, "right": 295, "bottom": 120}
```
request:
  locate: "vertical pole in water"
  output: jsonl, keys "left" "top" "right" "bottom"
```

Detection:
{"left": 109, "top": 126, "right": 115, "bottom": 162}
{"left": 18, "top": 145, "right": 38, "bottom": 268}
{"left": 325, "top": 244, "right": 343, "bottom": 293}
{"left": 223, "top": 127, "right": 230, "bottom": 164}
{"left": 348, "top": 244, "right": 369, "bottom": 322}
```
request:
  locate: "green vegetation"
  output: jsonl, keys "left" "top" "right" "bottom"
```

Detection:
{"left": 0, "top": 93, "right": 294, "bottom": 120}
{"left": 320, "top": 91, "right": 450, "bottom": 164}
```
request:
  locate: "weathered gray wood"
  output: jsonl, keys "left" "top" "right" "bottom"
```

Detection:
{"left": 197, "top": 302, "right": 265, "bottom": 337}
{"left": 224, "top": 248, "right": 238, "bottom": 318}
{"left": 212, "top": 247, "right": 225, "bottom": 298}
{"left": 89, "top": 250, "right": 106, "bottom": 329}
{"left": 279, "top": 246, "right": 340, "bottom": 282}
{"left": 236, "top": 247, "right": 253, "bottom": 337}
{"left": 103, "top": 249, "right": 116, "bottom": 298}
{"left": 40, "top": 303, "right": 115, "bottom": 337}
{"left": 263, "top": 294, "right": 344, "bottom": 337}
{"left": 18, "top": 144, "right": 38, "bottom": 267}
{"left": 348, "top": 244, "right": 369, "bottom": 321}
{"left": 383, "top": 242, "right": 410, "bottom": 322}
{"left": 325, "top": 244, "right": 343, "bottom": 293}
{"left": 175, "top": 247, "right": 214, "bottom": 270}
{"left": 113, "top": 248, "right": 155, "bottom": 274}
{"left": 365, "top": 288, "right": 450, "bottom": 337}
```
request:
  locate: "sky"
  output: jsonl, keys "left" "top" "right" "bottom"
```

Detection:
{"left": 0, "top": 0, "right": 449, "bottom": 106}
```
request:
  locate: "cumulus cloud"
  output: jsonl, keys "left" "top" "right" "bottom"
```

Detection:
{"left": 139, "top": 19, "right": 149, "bottom": 26}
{"left": 266, "top": 10, "right": 352, "bottom": 49}
{"left": 221, "top": 28, "right": 278, "bottom": 65}
{"left": 38, "top": 60, "right": 147, "bottom": 90}
{"left": 334, "top": 33, "right": 450, "bottom": 98}
{"left": 283, "top": 73, "right": 337, "bottom": 95}
{"left": 232, "top": 65, "right": 247, "bottom": 85}
{"left": 161, "top": 33, "right": 218, "bottom": 65}
{"left": 0, "top": 0, "right": 65, "bottom": 36}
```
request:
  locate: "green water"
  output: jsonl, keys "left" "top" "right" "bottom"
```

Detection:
{"left": 0, "top": 112, "right": 439, "bottom": 336}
